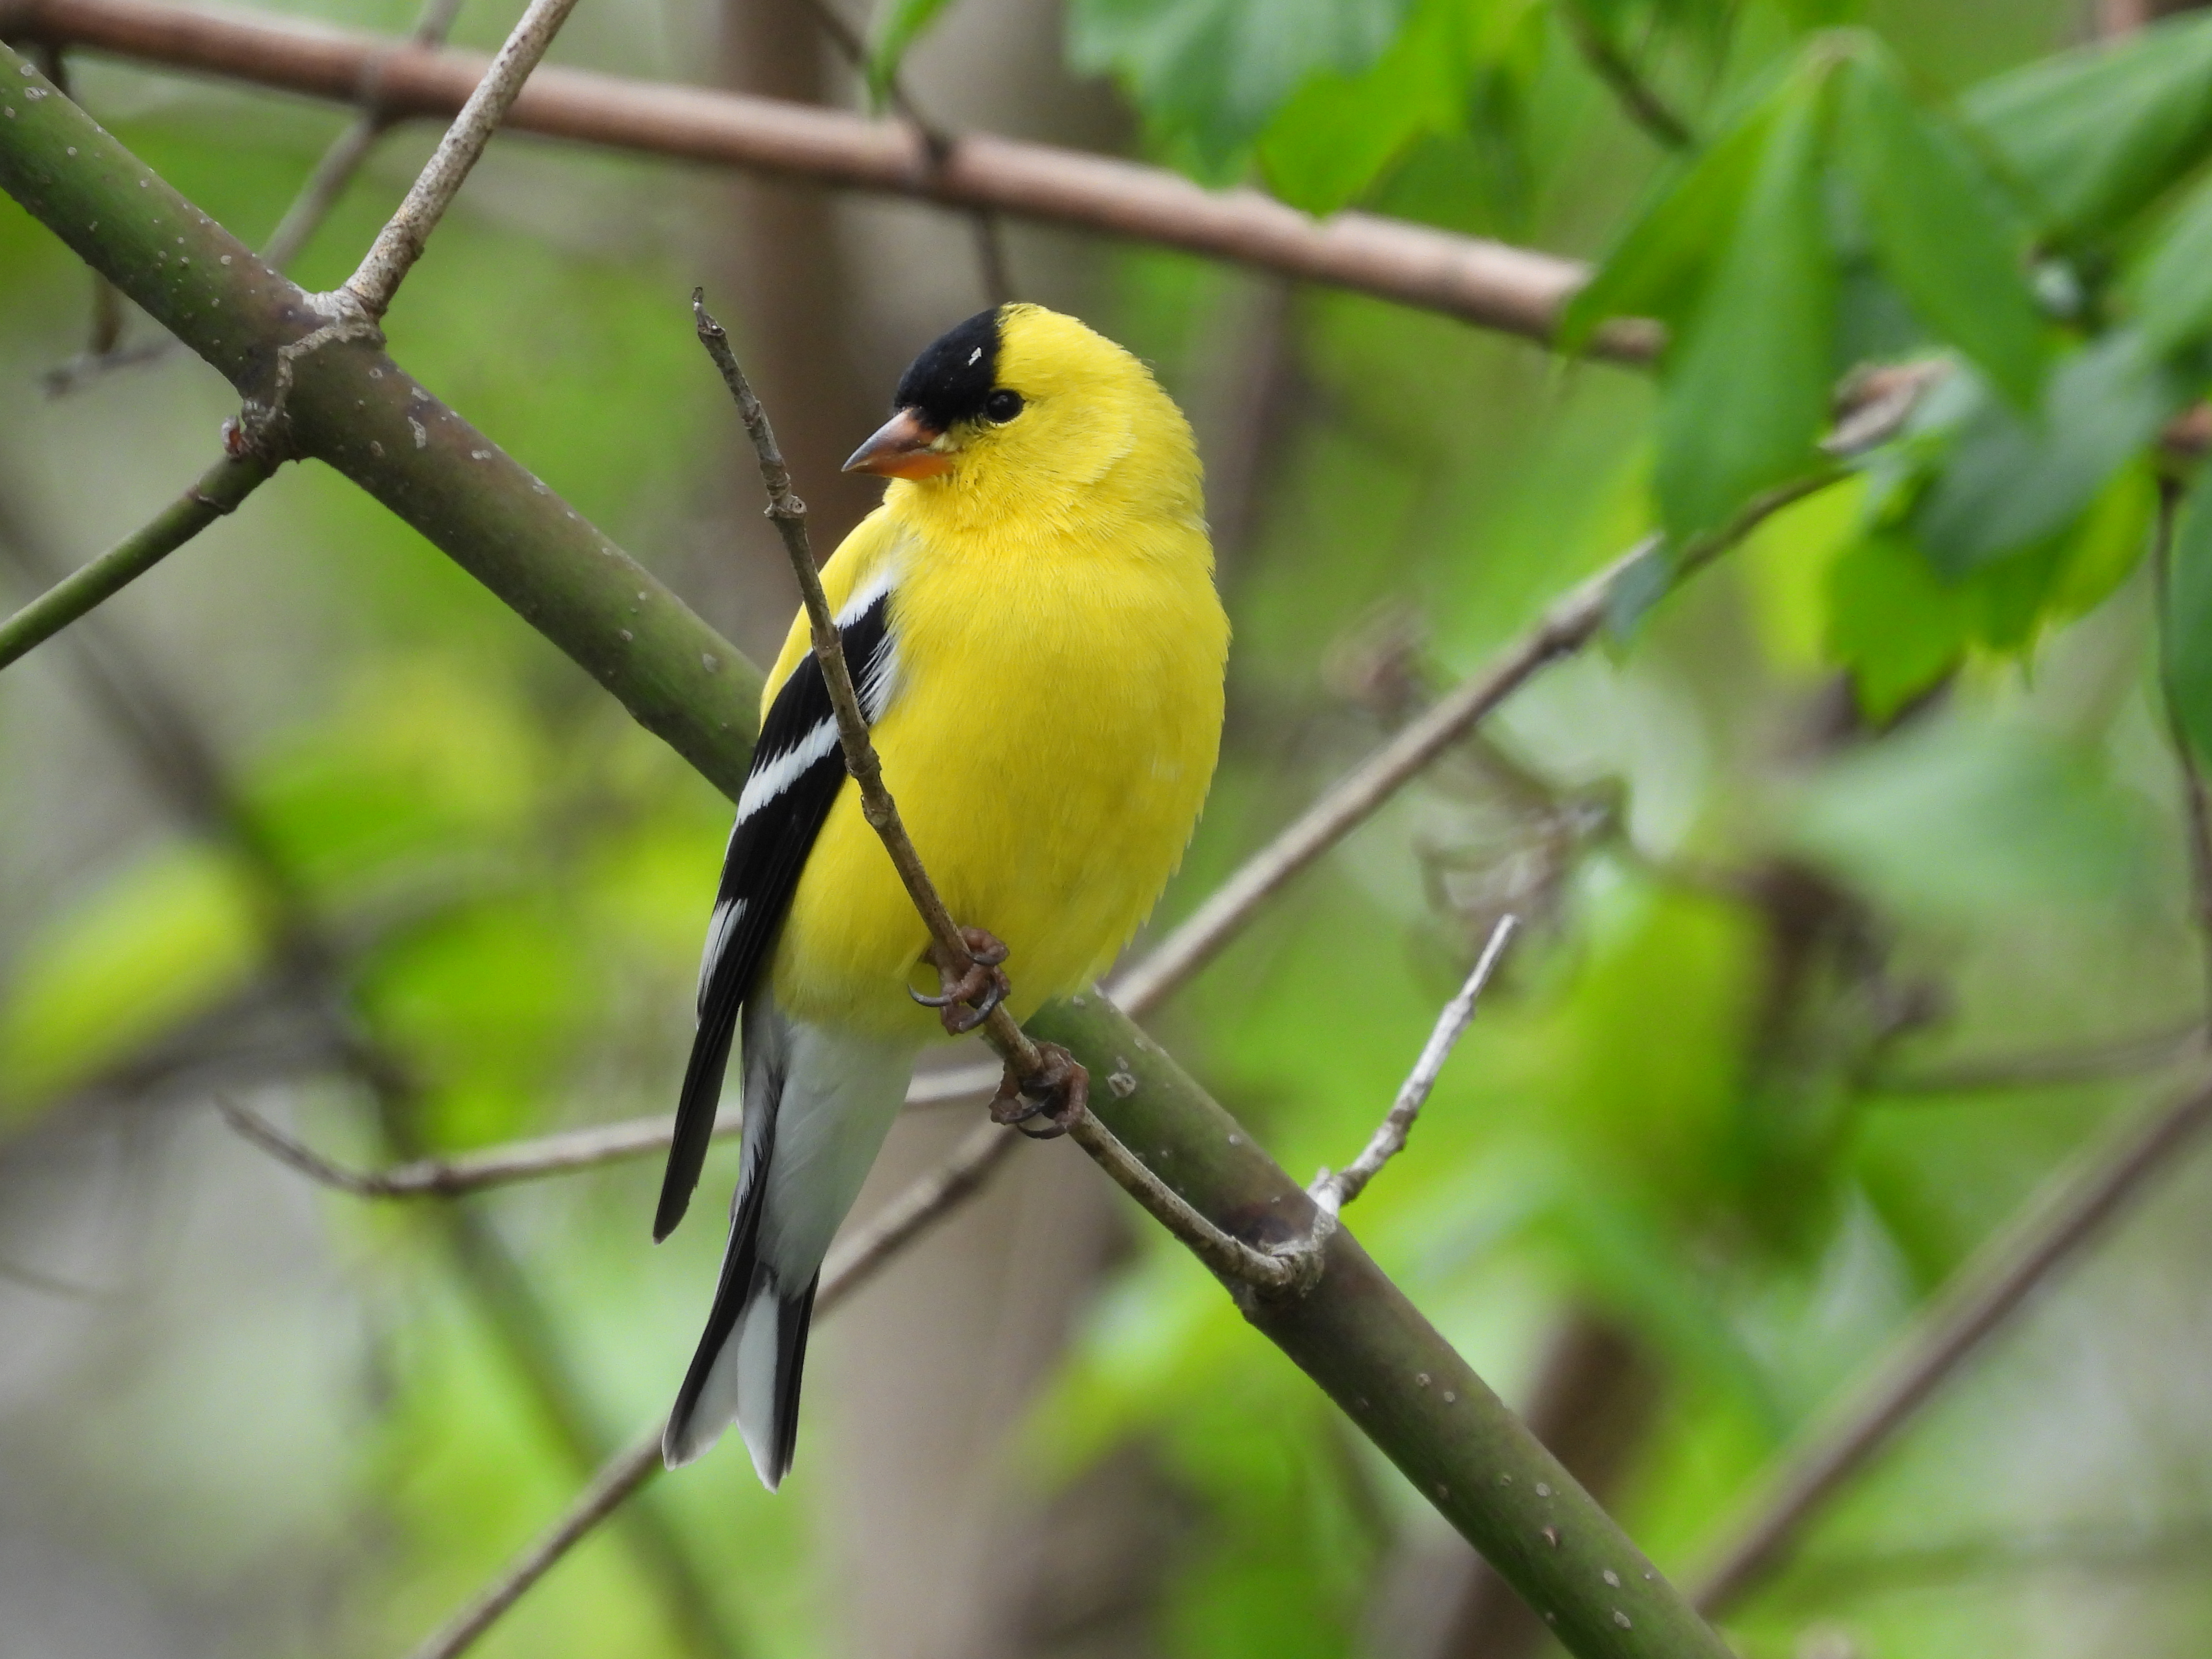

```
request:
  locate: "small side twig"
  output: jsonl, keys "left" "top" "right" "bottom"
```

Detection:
{"left": 693, "top": 291, "right": 1297, "bottom": 1294}
{"left": 1310, "top": 914, "right": 1517, "bottom": 1223}
{"left": 343, "top": 0, "right": 584, "bottom": 319}
{"left": 0, "top": 450, "right": 271, "bottom": 673}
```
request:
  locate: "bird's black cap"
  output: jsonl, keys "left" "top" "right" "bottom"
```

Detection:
{"left": 893, "top": 306, "right": 1002, "bottom": 433}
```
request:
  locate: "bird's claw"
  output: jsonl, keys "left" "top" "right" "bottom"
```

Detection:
{"left": 910, "top": 927, "right": 1014, "bottom": 1035}
{"left": 990, "top": 1042, "right": 1088, "bottom": 1140}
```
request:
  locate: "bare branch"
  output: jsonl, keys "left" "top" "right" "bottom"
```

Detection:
{"left": 1690, "top": 1075, "right": 2212, "bottom": 1613}
{"left": 343, "top": 0, "right": 585, "bottom": 318}
{"left": 0, "top": 451, "right": 270, "bottom": 672}
{"left": 1311, "top": 914, "right": 1517, "bottom": 1221}
{"left": 2, "top": 0, "right": 1638, "bottom": 355}
{"left": 405, "top": 1119, "right": 1021, "bottom": 1659}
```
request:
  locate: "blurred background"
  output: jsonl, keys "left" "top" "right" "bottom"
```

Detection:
{"left": 5, "top": 0, "right": 2212, "bottom": 1656}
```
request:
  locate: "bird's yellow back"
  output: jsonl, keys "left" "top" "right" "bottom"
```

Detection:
{"left": 762, "top": 306, "right": 1228, "bottom": 1035}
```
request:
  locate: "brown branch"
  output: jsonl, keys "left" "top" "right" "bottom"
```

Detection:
{"left": 692, "top": 292, "right": 1308, "bottom": 1295}
{"left": 405, "top": 1119, "right": 1019, "bottom": 1659}
{"left": 1690, "top": 1075, "right": 2212, "bottom": 1613}
{"left": 0, "top": 0, "right": 1646, "bottom": 356}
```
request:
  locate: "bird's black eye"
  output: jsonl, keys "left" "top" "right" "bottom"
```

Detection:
{"left": 984, "top": 388, "right": 1024, "bottom": 423}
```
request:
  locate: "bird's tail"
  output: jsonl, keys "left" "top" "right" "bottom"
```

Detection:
{"left": 662, "top": 994, "right": 917, "bottom": 1487}
{"left": 662, "top": 1203, "right": 818, "bottom": 1487}
{"left": 662, "top": 1031, "right": 816, "bottom": 1486}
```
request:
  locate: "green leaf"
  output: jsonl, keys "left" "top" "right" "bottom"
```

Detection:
{"left": 866, "top": 0, "right": 956, "bottom": 105}
{"left": 1825, "top": 530, "right": 1971, "bottom": 720}
{"left": 1827, "top": 463, "right": 2157, "bottom": 719}
{"left": 2133, "top": 168, "right": 2212, "bottom": 357}
{"left": 1837, "top": 52, "right": 2044, "bottom": 408}
{"left": 1069, "top": 0, "right": 1414, "bottom": 173}
{"left": 1910, "top": 330, "right": 2193, "bottom": 575}
{"left": 1254, "top": 0, "right": 1484, "bottom": 214}
{"left": 1653, "top": 72, "right": 1837, "bottom": 541}
{"left": 2166, "top": 483, "right": 2212, "bottom": 765}
{"left": 1557, "top": 85, "right": 1784, "bottom": 352}
{"left": 1962, "top": 9, "right": 2212, "bottom": 242}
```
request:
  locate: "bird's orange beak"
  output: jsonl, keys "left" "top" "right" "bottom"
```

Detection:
{"left": 842, "top": 408, "right": 952, "bottom": 479}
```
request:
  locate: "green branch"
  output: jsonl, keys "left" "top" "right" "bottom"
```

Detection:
{"left": 0, "top": 48, "right": 1733, "bottom": 1659}
{"left": 0, "top": 450, "right": 269, "bottom": 673}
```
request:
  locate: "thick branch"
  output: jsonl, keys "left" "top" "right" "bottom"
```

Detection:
{"left": 0, "top": 449, "right": 268, "bottom": 672}
{"left": 0, "top": 0, "right": 1651, "bottom": 357}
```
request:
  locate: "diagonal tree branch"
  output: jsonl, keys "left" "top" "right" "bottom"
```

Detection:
{"left": 0, "top": 0, "right": 1655, "bottom": 359}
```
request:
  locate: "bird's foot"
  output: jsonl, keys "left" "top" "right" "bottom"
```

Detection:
{"left": 910, "top": 926, "right": 1012, "bottom": 1036}
{"left": 990, "top": 1042, "right": 1088, "bottom": 1140}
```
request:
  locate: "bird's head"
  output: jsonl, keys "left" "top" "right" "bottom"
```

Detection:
{"left": 843, "top": 303, "right": 1200, "bottom": 533}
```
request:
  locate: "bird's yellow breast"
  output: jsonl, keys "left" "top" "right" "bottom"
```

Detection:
{"left": 765, "top": 509, "right": 1227, "bottom": 1038}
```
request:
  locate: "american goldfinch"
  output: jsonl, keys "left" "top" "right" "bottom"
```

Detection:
{"left": 657, "top": 303, "right": 1229, "bottom": 1486}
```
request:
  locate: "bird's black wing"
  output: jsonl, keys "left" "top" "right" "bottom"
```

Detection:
{"left": 653, "top": 585, "right": 897, "bottom": 1241}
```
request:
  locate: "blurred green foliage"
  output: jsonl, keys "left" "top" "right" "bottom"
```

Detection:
{"left": 8, "top": 0, "right": 2212, "bottom": 1657}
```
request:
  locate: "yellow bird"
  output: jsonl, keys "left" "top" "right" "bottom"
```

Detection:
{"left": 656, "top": 303, "right": 1229, "bottom": 1486}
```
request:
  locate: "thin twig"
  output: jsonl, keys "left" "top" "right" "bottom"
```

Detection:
{"left": 343, "top": 0, "right": 585, "bottom": 318}
{"left": 1310, "top": 914, "right": 1517, "bottom": 1220}
{"left": 0, "top": 450, "right": 270, "bottom": 673}
{"left": 1690, "top": 1075, "right": 2212, "bottom": 1613}
{"left": 405, "top": 1119, "right": 1019, "bottom": 1659}
{"left": 692, "top": 291, "right": 1301, "bottom": 1294}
